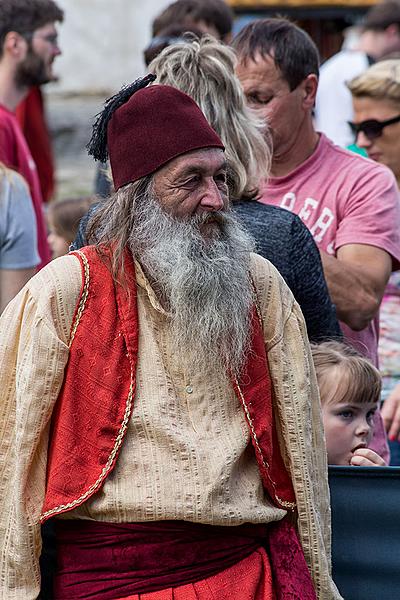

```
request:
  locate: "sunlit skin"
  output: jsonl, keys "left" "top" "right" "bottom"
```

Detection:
{"left": 236, "top": 53, "right": 319, "bottom": 176}
{"left": 152, "top": 147, "right": 229, "bottom": 236}
{"left": 321, "top": 371, "right": 385, "bottom": 466}
{"left": 353, "top": 96, "right": 400, "bottom": 184}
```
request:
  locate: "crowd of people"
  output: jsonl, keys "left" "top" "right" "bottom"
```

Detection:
{"left": 0, "top": 0, "right": 400, "bottom": 598}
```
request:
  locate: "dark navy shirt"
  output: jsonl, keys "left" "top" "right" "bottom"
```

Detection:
{"left": 235, "top": 201, "right": 341, "bottom": 342}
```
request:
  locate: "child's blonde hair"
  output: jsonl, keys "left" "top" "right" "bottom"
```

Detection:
{"left": 311, "top": 341, "right": 381, "bottom": 406}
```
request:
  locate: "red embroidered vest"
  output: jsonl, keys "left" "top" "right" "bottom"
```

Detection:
{"left": 41, "top": 246, "right": 296, "bottom": 521}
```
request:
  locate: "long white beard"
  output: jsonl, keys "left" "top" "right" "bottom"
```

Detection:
{"left": 129, "top": 195, "right": 255, "bottom": 377}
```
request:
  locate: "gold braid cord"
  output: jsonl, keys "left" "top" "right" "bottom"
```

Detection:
{"left": 40, "top": 250, "right": 136, "bottom": 521}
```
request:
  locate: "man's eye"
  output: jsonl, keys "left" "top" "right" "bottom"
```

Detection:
{"left": 247, "top": 94, "right": 271, "bottom": 106}
{"left": 183, "top": 175, "right": 200, "bottom": 186}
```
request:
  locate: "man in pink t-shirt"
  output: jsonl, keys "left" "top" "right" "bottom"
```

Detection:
{"left": 0, "top": 0, "right": 64, "bottom": 269}
{"left": 233, "top": 18, "right": 400, "bottom": 462}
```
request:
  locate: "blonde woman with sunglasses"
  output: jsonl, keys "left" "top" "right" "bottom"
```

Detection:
{"left": 348, "top": 60, "right": 400, "bottom": 464}
{"left": 348, "top": 59, "right": 400, "bottom": 185}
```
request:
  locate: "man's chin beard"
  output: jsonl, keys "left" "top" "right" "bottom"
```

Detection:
{"left": 129, "top": 196, "right": 256, "bottom": 378}
{"left": 15, "top": 54, "right": 51, "bottom": 89}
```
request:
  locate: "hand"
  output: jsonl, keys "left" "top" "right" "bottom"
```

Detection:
{"left": 350, "top": 447, "right": 386, "bottom": 467}
{"left": 381, "top": 382, "right": 400, "bottom": 442}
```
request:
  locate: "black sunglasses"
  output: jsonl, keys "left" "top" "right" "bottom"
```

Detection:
{"left": 348, "top": 114, "right": 400, "bottom": 140}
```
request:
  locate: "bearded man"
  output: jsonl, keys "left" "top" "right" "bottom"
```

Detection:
{"left": 0, "top": 80, "right": 341, "bottom": 599}
{"left": 0, "top": 0, "right": 63, "bottom": 269}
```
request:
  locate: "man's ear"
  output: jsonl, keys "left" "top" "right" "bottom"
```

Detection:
{"left": 3, "top": 31, "right": 27, "bottom": 59}
{"left": 385, "top": 23, "right": 400, "bottom": 40}
{"left": 300, "top": 74, "right": 318, "bottom": 109}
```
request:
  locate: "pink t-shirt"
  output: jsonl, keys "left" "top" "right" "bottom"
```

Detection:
{"left": 0, "top": 104, "right": 50, "bottom": 269}
{"left": 259, "top": 134, "right": 400, "bottom": 461}
{"left": 260, "top": 133, "right": 400, "bottom": 363}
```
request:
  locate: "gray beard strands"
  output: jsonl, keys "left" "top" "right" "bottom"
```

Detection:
{"left": 129, "top": 195, "right": 256, "bottom": 377}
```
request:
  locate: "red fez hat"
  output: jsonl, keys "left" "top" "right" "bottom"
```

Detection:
{"left": 107, "top": 84, "right": 224, "bottom": 190}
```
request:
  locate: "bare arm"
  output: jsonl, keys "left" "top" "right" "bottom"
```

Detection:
{"left": 0, "top": 267, "right": 36, "bottom": 313}
{"left": 320, "top": 244, "right": 392, "bottom": 331}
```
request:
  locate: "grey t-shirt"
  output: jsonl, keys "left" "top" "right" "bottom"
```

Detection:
{"left": 0, "top": 169, "right": 40, "bottom": 269}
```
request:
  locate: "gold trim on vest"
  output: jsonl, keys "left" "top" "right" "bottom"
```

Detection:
{"left": 40, "top": 250, "right": 136, "bottom": 522}
{"left": 234, "top": 379, "right": 296, "bottom": 512}
{"left": 69, "top": 250, "right": 90, "bottom": 347}
{"left": 40, "top": 368, "right": 136, "bottom": 521}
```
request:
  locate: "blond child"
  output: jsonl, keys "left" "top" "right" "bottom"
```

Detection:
{"left": 311, "top": 341, "right": 386, "bottom": 466}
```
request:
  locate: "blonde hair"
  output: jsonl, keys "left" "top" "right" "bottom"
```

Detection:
{"left": 347, "top": 59, "right": 400, "bottom": 104}
{"left": 311, "top": 341, "right": 381, "bottom": 407}
{"left": 149, "top": 35, "right": 271, "bottom": 201}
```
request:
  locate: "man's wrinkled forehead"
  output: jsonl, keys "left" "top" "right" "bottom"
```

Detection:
{"left": 154, "top": 147, "right": 227, "bottom": 181}
{"left": 236, "top": 51, "right": 287, "bottom": 91}
{"left": 238, "top": 48, "right": 287, "bottom": 83}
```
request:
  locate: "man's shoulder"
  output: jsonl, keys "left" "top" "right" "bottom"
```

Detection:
{"left": 250, "top": 253, "right": 294, "bottom": 309}
{"left": 250, "top": 252, "right": 297, "bottom": 344}
{"left": 235, "top": 200, "right": 300, "bottom": 230}
{"left": 2, "top": 254, "right": 82, "bottom": 344}
{"left": 27, "top": 254, "right": 82, "bottom": 306}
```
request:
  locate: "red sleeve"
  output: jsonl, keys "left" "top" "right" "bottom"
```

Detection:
{"left": 0, "top": 117, "right": 18, "bottom": 169}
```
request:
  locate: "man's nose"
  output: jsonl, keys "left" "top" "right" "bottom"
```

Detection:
{"left": 200, "top": 180, "right": 225, "bottom": 211}
{"left": 356, "top": 131, "right": 372, "bottom": 148}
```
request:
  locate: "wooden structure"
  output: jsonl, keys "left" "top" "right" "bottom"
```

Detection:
{"left": 229, "top": 0, "right": 375, "bottom": 6}
{"left": 228, "top": 0, "right": 377, "bottom": 61}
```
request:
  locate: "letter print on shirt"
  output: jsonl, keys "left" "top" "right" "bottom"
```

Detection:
{"left": 281, "top": 192, "right": 296, "bottom": 212}
{"left": 298, "top": 197, "right": 318, "bottom": 225}
{"left": 309, "top": 207, "right": 334, "bottom": 244}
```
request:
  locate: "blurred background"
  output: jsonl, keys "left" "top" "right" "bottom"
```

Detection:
{"left": 48, "top": 0, "right": 376, "bottom": 198}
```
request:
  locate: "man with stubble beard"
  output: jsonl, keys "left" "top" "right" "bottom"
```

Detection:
{"left": 0, "top": 0, "right": 63, "bottom": 269}
{"left": 0, "top": 80, "right": 341, "bottom": 599}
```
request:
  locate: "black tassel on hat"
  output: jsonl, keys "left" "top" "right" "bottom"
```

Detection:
{"left": 86, "top": 73, "right": 157, "bottom": 163}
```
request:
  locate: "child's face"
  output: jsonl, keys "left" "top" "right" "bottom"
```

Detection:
{"left": 322, "top": 401, "right": 378, "bottom": 465}
{"left": 47, "top": 214, "right": 70, "bottom": 259}
{"left": 48, "top": 230, "right": 70, "bottom": 259}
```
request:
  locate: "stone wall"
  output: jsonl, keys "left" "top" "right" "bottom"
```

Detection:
{"left": 45, "top": 0, "right": 172, "bottom": 197}
{"left": 49, "top": 0, "right": 172, "bottom": 96}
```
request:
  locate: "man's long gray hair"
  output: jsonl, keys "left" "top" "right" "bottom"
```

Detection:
{"left": 87, "top": 177, "right": 256, "bottom": 378}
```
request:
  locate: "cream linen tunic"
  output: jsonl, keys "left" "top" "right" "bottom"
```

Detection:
{"left": 0, "top": 252, "right": 342, "bottom": 599}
